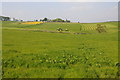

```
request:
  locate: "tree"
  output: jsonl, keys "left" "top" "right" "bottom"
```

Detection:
{"left": 66, "top": 19, "right": 70, "bottom": 23}
{"left": 52, "top": 18, "right": 64, "bottom": 22}
{"left": 20, "top": 20, "right": 23, "bottom": 22}
{"left": 35, "top": 20, "right": 38, "bottom": 22}
{"left": 39, "top": 18, "right": 71, "bottom": 23}
{"left": 3, "top": 17, "right": 10, "bottom": 21}
{"left": 0, "top": 16, "right": 10, "bottom": 21}
{"left": 13, "top": 18, "right": 19, "bottom": 21}
{"left": 43, "top": 18, "right": 48, "bottom": 21}
{"left": 40, "top": 19, "right": 42, "bottom": 21}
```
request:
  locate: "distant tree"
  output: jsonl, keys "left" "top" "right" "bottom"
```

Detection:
{"left": 52, "top": 18, "right": 64, "bottom": 22}
{"left": 0, "top": 16, "right": 3, "bottom": 21}
{"left": 65, "top": 19, "right": 70, "bottom": 23}
{"left": 43, "top": 18, "right": 48, "bottom": 21}
{"left": 20, "top": 20, "right": 23, "bottom": 22}
{"left": 0, "top": 16, "right": 10, "bottom": 21}
{"left": 40, "top": 19, "right": 42, "bottom": 21}
{"left": 35, "top": 20, "right": 38, "bottom": 22}
{"left": 13, "top": 18, "right": 19, "bottom": 21}
{"left": 4, "top": 17, "right": 10, "bottom": 21}
{"left": 38, "top": 18, "right": 71, "bottom": 23}
{"left": 13, "top": 18, "right": 16, "bottom": 21}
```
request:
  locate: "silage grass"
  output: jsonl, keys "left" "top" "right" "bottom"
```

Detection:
{"left": 2, "top": 21, "right": 118, "bottom": 78}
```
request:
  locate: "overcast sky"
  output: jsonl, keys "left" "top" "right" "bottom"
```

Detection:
{"left": 2, "top": 2, "right": 118, "bottom": 23}
{"left": 1, "top": 0, "right": 119, "bottom": 2}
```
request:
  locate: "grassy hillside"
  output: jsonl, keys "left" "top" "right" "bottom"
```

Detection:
{"left": 2, "top": 21, "right": 118, "bottom": 78}
{"left": 2, "top": 21, "right": 118, "bottom": 33}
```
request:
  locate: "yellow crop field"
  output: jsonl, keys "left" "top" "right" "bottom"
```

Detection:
{"left": 21, "top": 21, "right": 43, "bottom": 24}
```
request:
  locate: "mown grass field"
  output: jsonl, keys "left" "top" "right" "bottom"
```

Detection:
{"left": 2, "top": 21, "right": 118, "bottom": 78}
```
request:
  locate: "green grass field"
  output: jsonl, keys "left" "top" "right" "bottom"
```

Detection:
{"left": 2, "top": 21, "right": 119, "bottom": 78}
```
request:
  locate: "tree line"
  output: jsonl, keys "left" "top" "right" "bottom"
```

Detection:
{"left": 35, "top": 18, "right": 70, "bottom": 22}
{"left": 0, "top": 16, "right": 23, "bottom": 21}
{"left": 0, "top": 16, "right": 10, "bottom": 21}
{"left": 0, "top": 16, "right": 71, "bottom": 23}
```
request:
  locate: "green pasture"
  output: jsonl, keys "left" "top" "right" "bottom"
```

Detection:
{"left": 2, "top": 21, "right": 118, "bottom": 78}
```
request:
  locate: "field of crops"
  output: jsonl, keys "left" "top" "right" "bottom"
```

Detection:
{"left": 2, "top": 21, "right": 119, "bottom": 78}
{"left": 21, "top": 21, "right": 43, "bottom": 24}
